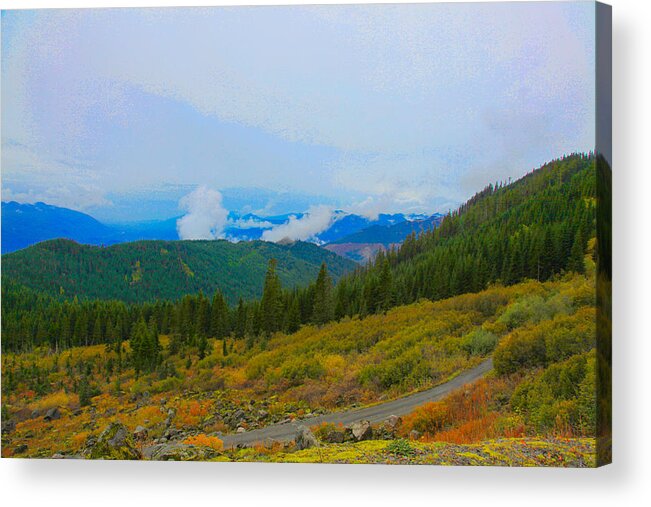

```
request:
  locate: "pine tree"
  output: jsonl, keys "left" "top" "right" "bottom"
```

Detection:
{"left": 260, "top": 259, "right": 283, "bottom": 335}
{"left": 211, "top": 290, "right": 230, "bottom": 338}
{"left": 377, "top": 258, "right": 393, "bottom": 312}
{"left": 234, "top": 298, "right": 246, "bottom": 338}
{"left": 285, "top": 297, "right": 301, "bottom": 334}
{"left": 197, "top": 334, "right": 208, "bottom": 360}
{"left": 312, "top": 262, "right": 334, "bottom": 325}
{"left": 567, "top": 228, "right": 586, "bottom": 274}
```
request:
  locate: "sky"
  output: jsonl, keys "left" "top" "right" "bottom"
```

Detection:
{"left": 1, "top": 3, "right": 596, "bottom": 227}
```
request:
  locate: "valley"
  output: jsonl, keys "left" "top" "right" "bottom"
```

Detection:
{"left": 0, "top": 154, "right": 610, "bottom": 466}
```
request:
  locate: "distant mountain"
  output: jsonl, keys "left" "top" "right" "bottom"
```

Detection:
{"left": 1, "top": 238, "right": 357, "bottom": 304}
{"left": 315, "top": 212, "right": 407, "bottom": 244}
{"left": 1, "top": 201, "right": 184, "bottom": 254}
{"left": 1, "top": 201, "right": 113, "bottom": 254}
{"left": 324, "top": 213, "right": 445, "bottom": 263}
{"left": 224, "top": 210, "right": 415, "bottom": 243}
{"left": 1, "top": 201, "right": 442, "bottom": 258}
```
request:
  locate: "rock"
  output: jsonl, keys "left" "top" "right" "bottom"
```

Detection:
{"left": 12, "top": 407, "right": 32, "bottom": 422}
{"left": 236, "top": 427, "right": 246, "bottom": 434}
{"left": 85, "top": 422, "right": 142, "bottom": 460}
{"left": 295, "top": 425, "right": 318, "bottom": 450}
{"left": 52, "top": 453, "right": 65, "bottom": 459}
{"left": 44, "top": 407, "right": 61, "bottom": 421}
{"left": 14, "top": 443, "right": 28, "bottom": 454}
{"left": 375, "top": 415, "right": 403, "bottom": 440}
{"left": 1, "top": 419, "right": 16, "bottom": 434}
{"left": 133, "top": 425, "right": 149, "bottom": 441}
{"left": 409, "top": 429, "right": 422, "bottom": 441}
{"left": 351, "top": 420, "right": 373, "bottom": 441}
{"left": 384, "top": 415, "right": 402, "bottom": 430}
{"left": 164, "top": 427, "right": 181, "bottom": 440}
{"left": 146, "top": 443, "right": 218, "bottom": 461}
{"left": 321, "top": 427, "right": 346, "bottom": 444}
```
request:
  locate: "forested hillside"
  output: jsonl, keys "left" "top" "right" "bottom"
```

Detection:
{"left": 1, "top": 239, "right": 356, "bottom": 305}
{"left": 332, "top": 153, "right": 596, "bottom": 317}
{"left": 1, "top": 154, "right": 609, "bottom": 465}
{"left": 1, "top": 272, "right": 600, "bottom": 464}
{"left": 1, "top": 154, "right": 598, "bottom": 355}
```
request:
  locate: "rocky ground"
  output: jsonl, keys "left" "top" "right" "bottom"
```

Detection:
{"left": 3, "top": 410, "right": 596, "bottom": 467}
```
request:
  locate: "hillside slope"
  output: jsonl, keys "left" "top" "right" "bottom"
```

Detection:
{"left": 332, "top": 154, "right": 597, "bottom": 318}
{"left": 0, "top": 239, "right": 357, "bottom": 304}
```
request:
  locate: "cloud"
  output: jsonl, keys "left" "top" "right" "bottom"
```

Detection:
{"left": 1, "top": 143, "right": 112, "bottom": 211}
{"left": 1, "top": 4, "right": 595, "bottom": 216}
{"left": 176, "top": 186, "right": 228, "bottom": 240}
{"left": 262, "top": 205, "right": 336, "bottom": 243}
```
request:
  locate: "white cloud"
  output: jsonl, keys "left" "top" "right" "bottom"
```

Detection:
{"left": 176, "top": 186, "right": 228, "bottom": 240}
{"left": 1, "top": 143, "right": 111, "bottom": 210}
{"left": 262, "top": 205, "right": 336, "bottom": 243}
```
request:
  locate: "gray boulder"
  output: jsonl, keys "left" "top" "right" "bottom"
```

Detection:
{"left": 351, "top": 420, "right": 373, "bottom": 441}
{"left": 44, "top": 407, "right": 61, "bottom": 421}
{"left": 133, "top": 425, "right": 149, "bottom": 442}
{"left": 1, "top": 419, "right": 16, "bottom": 435}
{"left": 295, "top": 425, "right": 318, "bottom": 450}
{"left": 384, "top": 415, "right": 402, "bottom": 430}
{"left": 146, "top": 443, "right": 218, "bottom": 461}
{"left": 85, "top": 422, "right": 142, "bottom": 460}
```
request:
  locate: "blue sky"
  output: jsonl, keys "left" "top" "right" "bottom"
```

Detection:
{"left": 1, "top": 3, "right": 596, "bottom": 223}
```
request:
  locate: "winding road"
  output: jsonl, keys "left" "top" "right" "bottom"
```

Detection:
{"left": 221, "top": 357, "right": 493, "bottom": 448}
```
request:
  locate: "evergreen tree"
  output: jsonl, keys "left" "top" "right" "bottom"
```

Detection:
{"left": 567, "top": 229, "right": 586, "bottom": 274}
{"left": 312, "top": 262, "right": 334, "bottom": 325}
{"left": 285, "top": 296, "right": 301, "bottom": 334}
{"left": 377, "top": 257, "right": 393, "bottom": 312}
{"left": 260, "top": 259, "right": 283, "bottom": 334}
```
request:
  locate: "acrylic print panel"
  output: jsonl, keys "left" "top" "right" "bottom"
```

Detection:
{"left": 0, "top": 1, "right": 611, "bottom": 467}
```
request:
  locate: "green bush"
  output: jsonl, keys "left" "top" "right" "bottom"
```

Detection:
{"left": 498, "top": 293, "right": 572, "bottom": 330}
{"left": 494, "top": 308, "right": 595, "bottom": 375}
{"left": 460, "top": 328, "right": 499, "bottom": 356}
{"left": 510, "top": 351, "right": 596, "bottom": 435}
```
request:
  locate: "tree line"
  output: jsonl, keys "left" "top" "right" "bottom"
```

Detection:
{"left": 1, "top": 153, "right": 598, "bottom": 355}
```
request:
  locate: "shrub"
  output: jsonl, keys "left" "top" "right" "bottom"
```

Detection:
{"left": 497, "top": 293, "right": 572, "bottom": 330}
{"left": 400, "top": 401, "right": 449, "bottom": 436}
{"left": 460, "top": 328, "right": 499, "bottom": 356}
{"left": 510, "top": 351, "right": 596, "bottom": 435}
{"left": 494, "top": 309, "right": 596, "bottom": 375}
{"left": 386, "top": 439, "right": 416, "bottom": 457}
{"left": 183, "top": 433, "right": 224, "bottom": 451}
{"left": 493, "top": 329, "right": 546, "bottom": 375}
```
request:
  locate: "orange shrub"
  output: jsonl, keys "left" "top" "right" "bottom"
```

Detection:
{"left": 175, "top": 400, "right": 210, "bottom": 427}
{"left": 70, "top": 431, "right": 91, "bottom": 451}
{"left": 429, "top": 413, "right": 500, "bottom": 444}
{"left": 183, "top": 433, "right": 223, "bottom": 451}
{"left": 400, "top": 401, "right": 449, "bottom": 437}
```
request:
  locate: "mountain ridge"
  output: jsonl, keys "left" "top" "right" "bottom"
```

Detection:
{"left": 1, "top": 238, "right": 357, "bottom": 305}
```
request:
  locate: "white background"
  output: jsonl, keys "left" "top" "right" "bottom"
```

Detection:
{"left": 0, "top": 0, "right": 649, "bottom": 505}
